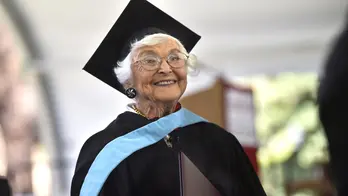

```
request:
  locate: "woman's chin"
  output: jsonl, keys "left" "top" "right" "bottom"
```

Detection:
{"left": 149, "top": 84, "right": 184, "bottom": 103}
{"left": 153, "top": 92, "right": 182, "bottom": 103}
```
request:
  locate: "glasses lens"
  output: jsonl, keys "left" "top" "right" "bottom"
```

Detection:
{"left": 139, "top": 56, "right": 160, "bottom": 70}
{"left": 167, "top": 53, "right": 187, "bottom": 68}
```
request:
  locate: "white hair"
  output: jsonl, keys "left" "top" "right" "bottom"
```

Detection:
{"left": 114, "top": 33, "right": 198, "bottom": 85}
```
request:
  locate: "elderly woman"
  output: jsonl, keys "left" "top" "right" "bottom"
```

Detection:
{"left": 71, "top": 1, "right": 266, "bottom": 196}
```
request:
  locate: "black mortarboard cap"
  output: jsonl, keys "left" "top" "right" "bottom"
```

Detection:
{"left": 83, "top": 0, "right": 201, "bottom": 96}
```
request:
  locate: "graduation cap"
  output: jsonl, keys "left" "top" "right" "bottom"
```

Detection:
{"left": 83, "top": 0, "right": 201, "bottom": 97}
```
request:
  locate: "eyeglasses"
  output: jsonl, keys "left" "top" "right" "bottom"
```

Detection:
{"left": 133, "top": 52, "right": 189, "bottom": 71}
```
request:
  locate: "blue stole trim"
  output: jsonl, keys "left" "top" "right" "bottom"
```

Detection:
{"left": 80, "top": 108, "right": 207, "bottom": 196}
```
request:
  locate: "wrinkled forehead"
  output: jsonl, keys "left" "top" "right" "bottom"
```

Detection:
{"left": 132, "top": 37, "right": 181, "bottom": 58}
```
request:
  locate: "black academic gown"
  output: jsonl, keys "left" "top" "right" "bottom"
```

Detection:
{"left": 318, "top": 14, "right": 348, "bottom": 196}
{"left": 71, "top": 111, "right": 266, "bottom": 196}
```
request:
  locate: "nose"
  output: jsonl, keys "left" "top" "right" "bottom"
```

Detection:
{"left": 158, "top": 60, "right": 172, "bottom": 74}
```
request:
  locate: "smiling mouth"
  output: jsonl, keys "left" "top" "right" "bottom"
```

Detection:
{"left": 153, "top": 80, "right": 177, "bottom": 86}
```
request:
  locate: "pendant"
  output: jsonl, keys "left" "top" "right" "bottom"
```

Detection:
{"left": 164, "top": 135, "right": 173, "bottom": 148}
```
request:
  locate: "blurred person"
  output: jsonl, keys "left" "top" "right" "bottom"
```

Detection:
{"left": 318, "top": 13, "right": 348, "bottom": 196}
{"left": 0, "top": 25, "right": 35, "bottom": 194}
{"left": 0, "top": 25, "right": 20, "bottom": 102}
{"left": 71, "top": 1, "right": 266, "bottom": 196}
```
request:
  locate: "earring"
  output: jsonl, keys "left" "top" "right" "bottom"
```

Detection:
{"left": 125, "top": 88, "right": 137, "bottom": 99}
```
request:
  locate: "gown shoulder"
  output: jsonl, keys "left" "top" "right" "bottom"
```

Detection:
{"left": 70, "top": 111, "right": 148, "bottom": 195}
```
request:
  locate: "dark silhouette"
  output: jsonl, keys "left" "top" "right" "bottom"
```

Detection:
{"left": 318, "top": 14, "right": 348, "bottom": 196}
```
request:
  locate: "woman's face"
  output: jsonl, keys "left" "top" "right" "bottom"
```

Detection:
{"left": 131, "top": 38, "right": 187, "bottom": 103}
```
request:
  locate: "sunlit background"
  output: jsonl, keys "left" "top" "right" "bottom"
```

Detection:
{"left": 0, "top": 0, "right": 347, "bottom": 195}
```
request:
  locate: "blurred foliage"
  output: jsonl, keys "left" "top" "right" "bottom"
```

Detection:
{"left": 244, "top": 73, "right": 329, "bottom": 196}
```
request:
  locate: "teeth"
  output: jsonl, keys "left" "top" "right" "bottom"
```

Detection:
{"left": 155, "top": 80, "right": 175, "bottom": 85}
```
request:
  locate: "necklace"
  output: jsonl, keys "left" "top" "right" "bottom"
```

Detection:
{"left": 131, "top": 105, "right": 146, "bottom": 118}
{"left": 131, "top": 105, "right": 173, "bottom": 148}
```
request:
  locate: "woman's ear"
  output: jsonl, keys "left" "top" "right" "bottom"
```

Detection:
{"left": 123, "top": 78, "right": 134, "bottom": 90}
